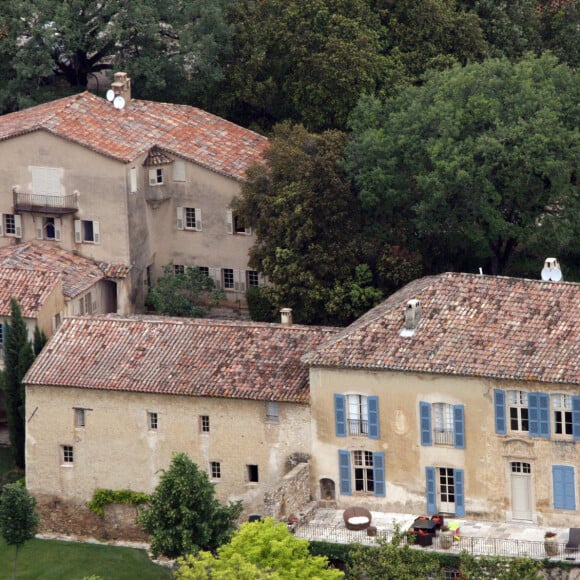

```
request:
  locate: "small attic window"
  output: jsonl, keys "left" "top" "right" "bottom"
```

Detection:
{"left": 400, "top": 299, "right": 422, "bottom": 337}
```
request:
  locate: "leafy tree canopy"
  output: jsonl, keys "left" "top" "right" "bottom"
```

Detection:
{"left": 138, "top": 453, "right": 242, "bottom": 559}
{"left": 0, "top": 0, "right": 234, "bottom": 111}
{"left": 146, "top": 264, "right": 224, "bottom": 318}
{"left": 175, "top": 518, "right": 343, "bottom": 580}
{"left": 235, "top": 122, "right": 383, "bottom": 325}
{"left": 346, "top": 53, "right": 580, "bottom": 275}
{"left": 0, "top": 482, "right": 39, "bottom": 580}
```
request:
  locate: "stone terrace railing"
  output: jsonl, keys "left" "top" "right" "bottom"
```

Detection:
{"left": 295, "top": 523, "right": 580, "bottom": 562}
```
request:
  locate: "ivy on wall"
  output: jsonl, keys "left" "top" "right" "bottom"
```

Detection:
{"left": 87, "top": 489, "right": 150, "bottom": 517}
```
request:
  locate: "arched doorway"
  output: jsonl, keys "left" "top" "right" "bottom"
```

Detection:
{"left": 320, "top": 478, "right": 336, "bottom": 501}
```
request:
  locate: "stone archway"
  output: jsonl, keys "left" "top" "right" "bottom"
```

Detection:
{"left": 320, "top": 478, "right": 336, "bottom": 501}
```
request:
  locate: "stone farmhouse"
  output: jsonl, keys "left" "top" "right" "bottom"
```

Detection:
{"left": 23, "top": 272, "right": 580, "bottom": 535}
{"left": 305, "top": 272, "right": 580, "bottom": 528}
{"left": 24, "top": 315, "right": 337, "bottom": 533}
{"left": 0, "top": 73, "right": 269, "bottom": 313}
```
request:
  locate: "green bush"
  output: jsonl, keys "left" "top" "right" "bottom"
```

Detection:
{"left": 87, "top": 489, "right": 150, "bottom": 517}
{"left": 246, "top": 287, "right": 277, "bottom": 322}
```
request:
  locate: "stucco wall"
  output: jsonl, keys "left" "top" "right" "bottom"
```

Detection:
{"left": 26, "top": 386, "right": 311, "bottom": 516}
{"left": 310, "top": 367, "right": 579, "bottom": 527}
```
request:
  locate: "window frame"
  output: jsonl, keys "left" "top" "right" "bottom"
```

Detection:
{"left": 266, "top": 401, "right": 279, "bottom": 423}
{"left": 200, "top": 415, "right": 210, "bottom": 433}
{"left": 74, "top": 219, "right": 100, "bottom": 244}
{"left": 508, "top": 390, "right": 529, "bottom": 432}
{"left": 210, "top": 461, "right": 221, "bottom": 479}
{"left": 553, "top": 394, "right": 573, "bottom": 436}
{"left": 222, "top": 268, "right": 235, "bottom": 290}
{"left": 247, "top": 270, "right": 259, "bottom": 288}
{"left": 148, "top": 411, "right": 158, "bottom": 431}
{"left": 247, "top": 464, "right": 259, "bottom": 483}
{"left": 74, "top": 408, "right": 86, "bottom": 428}
{"left": 347, "top": 394, "right": 369, "bottom": 437}
{"left": 353, "top": 450, "right": 375, "bottom": 494}
{"left": 62, "top": 445, "right": 74, "bottom": 465}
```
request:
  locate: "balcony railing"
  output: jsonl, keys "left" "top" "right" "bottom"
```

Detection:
{"left": 348, "top": 419, "right": 369, "bottom": 436}
{"left": 294, "top": 523, "right": 579, "bottom": 562}
{"left": 13, "top": 192, "right": 78, "bottom": 214}
{"left": 434, "top": 430, "right": 454, "bottom": 446}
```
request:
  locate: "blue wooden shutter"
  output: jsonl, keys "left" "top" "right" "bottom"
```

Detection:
{"left": 338, "top": 450, "right": 351, "bottom": 495}
{"left": 426, "top": 466, "right": 436, "bottom": 514}
{"left": 454, "top": 469, "right": 465, "bottom": 516}
{"left": 529, "top": 393, "right": 550, "bottom": 437}
{"left": 420, "top": 402, "right": 432, "bottom": 446}
{"left": 334, "top": 394, "right": 347, "bottom": 437}
{"left": 494, "top": 389, "right": 506, "bottom": 435}
{"left": 453, "top": 404, "right": 465, "bottom": 449}
{"left": 368, "top": 396, "right": 379, "bottom": 439}
{"left": 373, "top": 452, "right": 385, "bottom": 497}
{"left": 572, "top": 396, "right": 580, "bottom": 441}
{"left": 553, "top": 465, "right": 576, "bottom": 510}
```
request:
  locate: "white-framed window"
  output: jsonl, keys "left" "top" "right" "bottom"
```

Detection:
{"left": 247, "top": 270, "right": 259, "bottom": 288}
{"left": 176, "top": 206, "right": 202, "bottom": 231}
{"left": 173, "top": 264, "right": 185, "bottom": 275}
{"left": 433, "top": 403, "right": 454, "bottom": 445}
{"left": 347, "top": 394, "right": 369, "bottom": 436}
{"left": 353, "top": 450, "right": 374, "bottom": 493}
{"left": 247, "top": 464, "right": 259, "bottom": 483}
{"left": 226, "top": 209, "right": 251, "bottom": 235}
{"left": 148, "top": 412, "right": 158, "bottom": 430}
{"left": 553, "top": 394, "right": 573, "bottom": 436}
{"left": 74, "top": 408, "right": 85, "bottom": 428}
{"left": 222, "top": 268, "right": 234, "bottom": 290}
{"left": 62, "top": 445, "right": 74, "bottom": 464}
{"left": 198, "top": 266, "right": 209, "bottom": 277}
{"left": 149, "top": 168, "right": 164, "bottom": 186}
{"left": 173, "top": 160, "right": 186, "bottom": 182}
{"left": 0, "top": 213, "right": 21, "bottom": 238}
{"left": 130, "top": 167, "right": 137, "bottom": 193}
{"left": 266, "top": 401, "right": 279, "bottom": 423}
{"left": 74, "top": 220, "right": 100, "bottom": 244}
{"left": 200, "top": 415, "right": 210, "bottom": 433}
{"left": 210, "top": 461, "right": 221, "bottom": 479}
{"left": 509, "top": 390, "right": 529, "bottom": 432}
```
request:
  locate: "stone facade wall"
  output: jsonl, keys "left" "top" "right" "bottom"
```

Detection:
{"left": 264, "top": 462, "right": 311, "bottom": 520}
{"left": 36, "top": 494, "right": 148, "bottom": 542}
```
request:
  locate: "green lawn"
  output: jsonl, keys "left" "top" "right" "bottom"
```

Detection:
{"left": 0, "top": 538, "right": 173, "bottom": 579}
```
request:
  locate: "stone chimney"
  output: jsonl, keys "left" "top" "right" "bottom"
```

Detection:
{"left": 111, "top": 72, "right": 131, "bottom": 103}
{"left": 280, "top": 308, "right": 293, "bottom": 326}
{"left": 404, "top": 299, "right": 422, "bottom": 330}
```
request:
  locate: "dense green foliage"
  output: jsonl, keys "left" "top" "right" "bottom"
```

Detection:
{"left": 347, "top": 53, "right": 580, "bottom": 276}
{"left": 0, "top": 537, "right": 172, "bottom": 579}
{"left": 3, "top": 299, "right": 35, "bottom": 468}
{"left": 87, "top": 489, "right": 150, "bottom": 518}
{"left": 175, "top": 518, "right": 343, "bottom": 579}
{"left": 0, "top": 483, "right": 39, "bottom": 579}
{"left": 138, "top": 453, "right": 242, "bottom": 558}
{"left": 235, "top": 123, "right": 384, "bottom": 325}
{"left": 459, "top": 552, "right": 543, "bottom": 579}
{"left": 146, "top": 264, "right": 225, "bottom": 318}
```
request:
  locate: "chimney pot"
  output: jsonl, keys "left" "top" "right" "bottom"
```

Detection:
{"left": 280, "top": 308, "right": 293, "bottom": 326}
{"left": 111, "top": 72, "right": 131, "bottom": 103}
{"left": 404, "top": 299, "right": 422, "bottom": 330}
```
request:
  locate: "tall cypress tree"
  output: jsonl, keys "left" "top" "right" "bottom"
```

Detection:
{"left": 4, "top": 299, "right": 34, "bottom": 469}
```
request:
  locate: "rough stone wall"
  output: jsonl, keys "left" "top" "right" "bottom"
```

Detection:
{"left": 263, "top": 462, "right": 311, "bottom": 520}
{"left": 35, "top": 494, "right": 148, "bottom": 542}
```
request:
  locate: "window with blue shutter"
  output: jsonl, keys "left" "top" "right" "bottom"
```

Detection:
{"left": 572, "top": 397, "right": 580, "bottom": 442}
{"left": 338, "top": 450, "right": 351, "bottom": 495}
{"left": 553, "top": 465, "right": 576, "bottom": 510}
{"left": 373, "top": 452, "right": 385, "bottom": 497}
{"left": 334, "top": 394, "right": 347, "bottom": 437}
{"left": 529, "top": 393, "right": 550, "bottom": 438}
{"left": 426, "top": 466, "right": 436, "bottom": 514}
{"left": 453, "top": 405, "right": 465, "bottom": 448}
{"left": 454, "top": 469, "right": 465, "bottom": 516}
{"left": 368, "top": 396, "right": 380, "bottom": 439}
{"left": 420, "top": 402, "right": 432, "bottom": 446}
{"left": 494, "top": 389, "right": 506, "bottom": 435}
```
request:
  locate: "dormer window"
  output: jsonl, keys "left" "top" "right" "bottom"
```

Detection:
{"left": 149, "top": 168, "right": 164, "bottom": 186}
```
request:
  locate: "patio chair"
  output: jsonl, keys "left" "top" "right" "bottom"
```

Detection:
{"left": 343, "top": 506, "right": 372, "bottom": 531}
{"left": 565, "top": 528, "right": 580, "bottom": 550}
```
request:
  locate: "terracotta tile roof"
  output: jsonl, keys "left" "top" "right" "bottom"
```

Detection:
{"left": 304, "top": 272, "right": 580, "bottom": 385}
{"left": 0, "top": 92, "right": 268, "bottom": 180}
{"left": 0, "top": 267, "right": 60, "bottom": 317}
{"left": 25, "top": 316, "right": 338, "bottom": 402}
{"left": 97, "top": 262, "right": 130, "bottom": 279}
{"left": 0, "top": 242, "right": 104, "bottom": 298}
{"left": 142, "top": 145, "right": 173, "bottom": 167}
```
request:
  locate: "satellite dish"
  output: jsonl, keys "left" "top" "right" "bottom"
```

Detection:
{"left": 106, "top": 89, "right": 115, "bottom": 102}
{"left": 541, "top": 268, "right": 551, "bottom": 281}
{"left": 113, "top": 95, "right": 126, "bottom": 110}
{"left": 550, "top": 268, "right": 562, "bottom": 282}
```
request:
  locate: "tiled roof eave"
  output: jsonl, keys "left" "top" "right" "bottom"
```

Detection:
{"left": 25, "top": 380, "right": 310, "bottom": 404}
{"left": 306, "top": 360, "right": 580, "bottom": 386}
